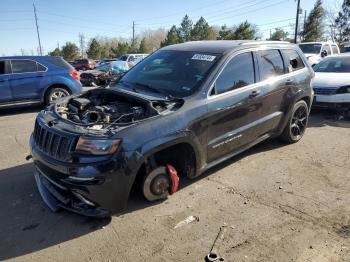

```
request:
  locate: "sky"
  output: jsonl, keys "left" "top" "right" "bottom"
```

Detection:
{"left": 0, "top": 0, "right": 335, "bottom": 56}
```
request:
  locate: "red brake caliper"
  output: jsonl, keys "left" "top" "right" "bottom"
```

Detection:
{"left": 167, "top": 164, "right": 179, "bottom": 195}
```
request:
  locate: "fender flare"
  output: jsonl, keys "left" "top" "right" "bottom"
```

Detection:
{"left": 123, "top": 130, "right": 204, "bottom": 188}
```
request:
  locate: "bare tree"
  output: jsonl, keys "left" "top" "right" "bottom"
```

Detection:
{"left": 324, "top": 0, "right": 342, "bottom": 41}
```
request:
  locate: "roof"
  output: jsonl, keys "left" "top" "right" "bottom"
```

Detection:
{"left": 0, "top": 56, "right": 60, "bottom": 59}
{"left": 299, "top": 42, "right": 338, "bottom": 45}
{"left": 161, "top": 40, "right": 293, "bottom": 54}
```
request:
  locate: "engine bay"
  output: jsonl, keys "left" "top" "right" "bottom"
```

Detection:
{"left": 55, "top": 89, "right": 171, "bottom": 128}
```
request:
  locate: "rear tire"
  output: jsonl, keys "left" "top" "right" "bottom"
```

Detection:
{"left": 280, "top": 100, "right": 309, "bottom": 144}
{"left": 45, "top": 87, "right": 70, "bottom": 105}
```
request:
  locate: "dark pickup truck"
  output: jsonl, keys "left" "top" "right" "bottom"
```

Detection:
{"left": 29, "top": 40, "right": 314, "bottom": 217}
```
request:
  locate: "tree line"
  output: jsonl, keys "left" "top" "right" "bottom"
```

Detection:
{"left": 48, "top": 0, "right": 350, "bottom": 61}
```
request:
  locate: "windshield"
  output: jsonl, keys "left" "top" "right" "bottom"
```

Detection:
{"left": 313, "top": 56, "right": 350, "bottom": 73}
{"left": 96, "top": 63, "right": 110, "bottom": 72}
{"left": 299, "top": 44, "right": 322, "bottom": 54}
{"left": 341, "top": 47, "right": 350, "bottom": 53}
{"left": 119, "top": 50, "right": 220, "bottom": 98}
{"left": 110, "top": 61, "right": 129, "bottom": 73}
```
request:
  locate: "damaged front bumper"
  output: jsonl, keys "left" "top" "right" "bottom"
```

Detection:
{"left": 34, "top": 167, "right": 110, "bottom": 217}
{"left": 30, "top": 134, "right": 136, "bottom": 218}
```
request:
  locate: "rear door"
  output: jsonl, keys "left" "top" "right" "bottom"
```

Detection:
{"left": 9, "top": 59, "right": 47, "bottom": 102}
{"left": 207, "top": 51, "right": 264, "bottom": 163}
{"left": 0, "top": 60, "right": 12, "bottom": 103}
{"left": 255, "top": 49, "right": 289, "bottom": 135}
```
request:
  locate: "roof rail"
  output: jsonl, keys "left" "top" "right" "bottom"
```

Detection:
{"left": 240, "top": 41, "right": 290, "bottom": 45}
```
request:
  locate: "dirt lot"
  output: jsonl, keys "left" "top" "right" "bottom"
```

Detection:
{"left": 0, "top": 107, "right": 349, "bottom": 262}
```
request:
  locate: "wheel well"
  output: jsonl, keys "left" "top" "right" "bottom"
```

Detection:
{"left": 298, "top": 96, "right": 311, "bottom": 109}
{"left": 131, "top": 143, "right": 197, "bottom": 194}
{"left": 43, "top": 84, "right": 71, "bottom": 103}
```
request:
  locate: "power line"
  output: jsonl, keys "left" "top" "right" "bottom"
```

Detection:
{"left": 135, "top": 0, "right": 232, "bottom": 22}
{"left": 38, "top": 10, "right": 130, "bottom": 27}
{"left": 138, "top": 0, "right": 270, "bottom": 26}
{"left": 38, "top": 18, "right": 131, "bottom": 34}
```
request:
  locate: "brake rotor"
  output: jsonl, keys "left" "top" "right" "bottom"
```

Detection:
{"left": 143, "top": 166, "right": 170, "bottom": 202}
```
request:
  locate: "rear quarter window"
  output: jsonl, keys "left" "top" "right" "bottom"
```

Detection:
{"left": 46, "top": 57, "right": 73, "bottom": 70}
{"left": 281, "top": 49, "right": 305, "bottom": 72}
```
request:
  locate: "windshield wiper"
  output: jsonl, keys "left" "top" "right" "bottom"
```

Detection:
{"left": 134, "top": 82, "right": 178, "bottom": 101}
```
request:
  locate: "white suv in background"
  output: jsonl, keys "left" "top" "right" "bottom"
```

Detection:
{"left": 299, "top": 42, "right": 340, "bottom": 66}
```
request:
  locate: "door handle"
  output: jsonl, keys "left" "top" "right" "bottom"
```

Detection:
{"left": 249, "top": 90, "right": 260, "bottom": 98}
{"left": 0, "top": 79, "right": 8, "bottom": 82}
{"left": 285, "top": 79, "right": 294, "bottom": 85}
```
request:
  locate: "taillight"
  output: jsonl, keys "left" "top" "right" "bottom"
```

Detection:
{"left": 70, "top": 70, "right": 80, "bottom": 81}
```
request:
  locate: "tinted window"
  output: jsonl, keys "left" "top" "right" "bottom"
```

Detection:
{"left": 258, "top": 49, "right": 284, "bottom": 80}
{"left": 120, "top": 50, "right": 220, "bottom": 97}
{"left": 341, "top": 46, "right": 350, "bottom": 53}
{"left": 215, "top": 52, "right": 255, "bottom": 94}
{"left": 0, "top": 61, "right": 5, "bottom": 74}
{"left": 11, "top": 60, "right": 37, "bottom": 73}
{"left": 313, "top": 57, "right": 350, "bottom": 73}
{"left": 299, "top": 44, "right": 321, "bottom": 54}
{"left": 47, "top": 57, "right": 73, "bottom": 69}
{"left": 37, "top": 63, "right": 46, "bottom": 71}
{"left": 322, "top": 44, "right": 331, "bottom": 55}
{"left": 331, "top": 45, "right": 339, "bottom": 54}
{"left": 282, "top": 49, "right": 305, "bottom": 72}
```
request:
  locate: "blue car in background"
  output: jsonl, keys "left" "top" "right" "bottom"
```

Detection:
{"left": 0, "top": 56, "right": 82, "bottom": 108}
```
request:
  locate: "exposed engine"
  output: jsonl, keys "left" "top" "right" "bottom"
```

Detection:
{"left": 55, "top": 89, "right": 162, "bottom": 127}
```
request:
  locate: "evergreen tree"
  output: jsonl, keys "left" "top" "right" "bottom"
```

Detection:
{"left": 161, "top": 26, "right": 180, "bottom": 47}
{"left": 334, "top": 0, "right": 350, "bottom": 46}
{"left": 301, "top": 0, "right": 325, "bottom": 42}
{"left": 48, "top": 47, "right": 61, "bottom": 57}
{"left": 218, "top": 25, "right": 233, "bottom": 40}
{"left": 139, "top": 37, "right": 150, "bottom": 53}
{"left": 191, "top": 17, "right": 215, "bottom": 40}
{"left": 232, "top": 21, "right": 256, "bottom": 40}
{"left": 179, "top": 15, "right": 193, "bottom": 42}
{"left": 270, "top": 28, "right": 289, "bottom": 40}
{"left": 86, "top": 38, "right": 101, "bottom": 59}
{"left": 60, "top": 42, "right": 79, "bottom": 61}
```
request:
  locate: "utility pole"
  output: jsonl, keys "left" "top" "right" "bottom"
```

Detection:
{"left": 132, "top": 21, "right": 135, "bottom": 46}
{"left": 294, "top": 0, "right": 301, "bottom": 44}
{"left": 33, "top": 2, "right": 43, "bottom": 56}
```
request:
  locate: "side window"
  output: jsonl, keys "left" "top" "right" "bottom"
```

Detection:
{"left": 322, "top": 44, "right": 331, "bottom": 54}
{"left": 11, "top": 60, "right": 38, "bottom": 73}
{"left": 258, "top": 49, "right": 284, "bottom": 80}
{"left": 37, "top": 63, "right": 46, "bottom": 71}
{"left": 0, "top": 61, "right": 5, "bottom": 75}
{"left": 215, "top": 52, "right": 255, "bottom": 95}
{"left": 282, "top": 49, "right": 305, "bottom": 72}
{"left": 331, "top": 45, "right": 339, "bottom": 54}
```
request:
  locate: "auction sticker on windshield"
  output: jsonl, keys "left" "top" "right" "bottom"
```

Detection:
{"left": 191, "top": 54, "right": 216, "bottom": 61}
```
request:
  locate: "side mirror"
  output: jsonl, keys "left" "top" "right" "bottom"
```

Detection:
{"left": 321, "top": 50, "right": 327, "bottom": 57}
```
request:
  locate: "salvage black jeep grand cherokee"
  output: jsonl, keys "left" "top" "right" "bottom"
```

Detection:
{"left": 30, "top": 41, "right": 314, "bottom": 217}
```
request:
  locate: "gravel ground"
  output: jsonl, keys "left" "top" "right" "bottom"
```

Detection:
{"left": 0, "top": 107, "right": 349, "bottom": 262}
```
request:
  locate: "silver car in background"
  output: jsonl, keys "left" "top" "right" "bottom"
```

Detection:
{"left": 312, "top": 54, "right": 350, "bottom": 112}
